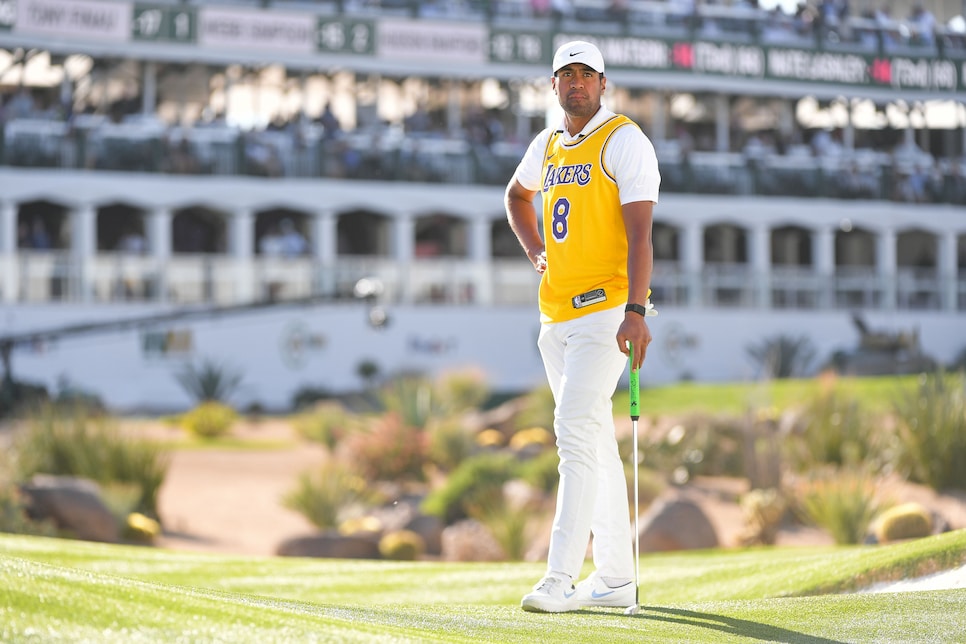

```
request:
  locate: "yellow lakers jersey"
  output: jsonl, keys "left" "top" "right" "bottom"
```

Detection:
{"left": 539, "top": 114, "right": 635, "bottom": 323}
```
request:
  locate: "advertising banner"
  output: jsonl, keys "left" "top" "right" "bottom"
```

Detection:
{"left": 15, "top": 0, "right": 131, "bottom": 42}
{"left": 378, "top": 19, "right": 486, "bottom": 64}
{"left": 197, "top": 6, "right": 315, "bottom": 53}
{"left": 492, "top": 31, "right": 966, "bottom": 93}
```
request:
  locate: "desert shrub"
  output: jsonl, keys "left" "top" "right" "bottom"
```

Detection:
{"left": 291, "top": 385, "right": 335, "bottom": 410}
{"left": 12, "top": 403, "right": 169, "bottom": 519}
{"left": 0, "top": 450, "right": 56, "bottom": 536}
{"left": 517, "top": 448, "right": 559, "bottom": 494}
{"left": 378, "top": 372, "right": 435, "bottom": 428}
{"left": 282, "top": 459, "right": 376, "bottom": 530}
{"left": 0, "top": 483, "right": 57, "bottom": 537}
{"left": 746, "top": 334, "right": 817, "bottom": 379}
{"left": 891, "top": 371, "right": 966, "bottom": 490}
{"left": 425, "top": 416, "right": 476, "bottom": 473}
{"left": 634, "top": 413, "right": 745, "bottom": 481}
{"left": 343, "top": 413, "right": 428, "bottom": 482}
{"left": 0, "top": 378, "right": 50, "bottom": 420}
{"left": 468, "top": 492, "right": 540, "bottom": 561}
{"left": 180, "top": 401, "right": 237, "bottom": 440}
{"left": 512, "top": 385, "right": 556, "bottom": 432}
{"left": 293, "top": 401, "right": 359, "bottom": 451}
{"left": 785, "top": 389, "right": 885, "bottom": 473}
{"left": 378, "top": 530, "right": 425, "bottom": 560}
{"left": 739, "top": 488, "right": 787, "bottom": 546}
{"left": 873, "top": 502, "right": 932, "bottom": 543}
{"left": 175, "top": 358, "right": 243, "bottom": 403}
{"left": 421, "top": 451, "right": 518, "bottom": 524}
{"left": 99, "top": 481, "right": 144, "bottom": 523}
{"left": 433, "top": 368, "right": 489, "bottom": 415}
{"left": 792, "top": 468, "right": 888, "bottom": 545}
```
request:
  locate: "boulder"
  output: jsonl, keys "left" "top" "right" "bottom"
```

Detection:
{"left": 441, "top": 519, "right": 504, "bottom": 562}
{"left": 638, "top": 495, "right": 719, "bottom": 552}
{"left": 19, "top": 474, "right": 119, "bottom": 543}
{"left": 403, "top": 514, "right": 444, "bottom": 556}
{"left": 276, "top": 531, "right": 380, "bottom": 559}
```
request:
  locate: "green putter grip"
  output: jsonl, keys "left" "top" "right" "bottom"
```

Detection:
{"left": 629, "top": 342, "right": 640, "bottom": 421}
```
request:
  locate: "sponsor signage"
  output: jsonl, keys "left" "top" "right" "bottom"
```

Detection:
{"left": 378, "top": 19, "right": 486, "bottom": 64}
{"left": 1, "top": 1, "right": 962, "bottom": 95}
{"left": 498, "top": 31, "right": 966, "bottom": 93}
{"left": 15, "top": 0, "right": 130, "bottom": 42}
{"left": 197, "top": 6, "right": 316, "bottom": 53}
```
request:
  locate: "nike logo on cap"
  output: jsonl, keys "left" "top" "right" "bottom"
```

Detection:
{"left": 569, "top": 51, "right": 583, "bottom": 56}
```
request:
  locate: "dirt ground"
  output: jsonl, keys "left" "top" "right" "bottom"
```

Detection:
{"left": 145, "top": 418, "right": 966, "bottom": 558}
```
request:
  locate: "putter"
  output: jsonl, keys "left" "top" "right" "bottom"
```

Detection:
{"left": 624, "top": 341, "right": 641, "bottom": 616}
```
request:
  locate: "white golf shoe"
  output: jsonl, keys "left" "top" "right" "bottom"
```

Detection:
{"left": 520, "top": 574, "right": 578, "bottom": 613}
{"left": 574, "top": 571, "right": 636, "bottom": 608}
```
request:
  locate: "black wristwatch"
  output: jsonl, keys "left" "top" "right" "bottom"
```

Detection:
{"left": 625, "top": 303, "right": 648, "bottom": 318}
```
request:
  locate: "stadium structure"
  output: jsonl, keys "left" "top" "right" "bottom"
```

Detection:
{"left": 1, "top": 0, "right": 965, "bottom": 411}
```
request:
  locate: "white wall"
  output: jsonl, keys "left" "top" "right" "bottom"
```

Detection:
{"left": 3, "top": 303, "right": 964, "bottom": 413}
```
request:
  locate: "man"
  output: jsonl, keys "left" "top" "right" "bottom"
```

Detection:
{"left": 504, "top": 40, "right": 660, "bottom": 613}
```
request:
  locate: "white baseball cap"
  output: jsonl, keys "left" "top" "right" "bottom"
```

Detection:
{"left": 552, "top": 40, "right": 605, "bottom": 75}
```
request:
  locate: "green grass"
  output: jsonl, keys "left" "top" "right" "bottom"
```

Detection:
{"left": 2, "top": 529, "right": 966, "bottom": 642}
{"left": 614, "top": 375, "right": 927, "bottom": 417}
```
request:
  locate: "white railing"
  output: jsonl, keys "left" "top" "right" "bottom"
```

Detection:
{"left": 1, "top": 252, "right": 963, "bottom": 311}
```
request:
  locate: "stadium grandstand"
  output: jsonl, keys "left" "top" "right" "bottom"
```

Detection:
{"left": 1, "top": 0, "right": 965, "bottom": 411}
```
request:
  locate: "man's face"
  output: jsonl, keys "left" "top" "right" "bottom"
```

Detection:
{"left": 552, "top": 64, "right": 605, "bottom": 119}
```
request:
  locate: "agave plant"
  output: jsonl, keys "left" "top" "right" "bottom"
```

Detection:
{"left": 174, "top": 358, "right": 243, "bottom": 403}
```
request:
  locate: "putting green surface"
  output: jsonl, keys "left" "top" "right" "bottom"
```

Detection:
{"left": 2, "top": 531, "right": 965, "bottom": 643}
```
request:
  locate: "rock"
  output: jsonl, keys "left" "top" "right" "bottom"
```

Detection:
{"left": 441, "top": 519, "right": 504, "bottom": 562}
{"left": 638, "top": 495, "right": 719, "bottom": 552}
{"left": 276, "top": 531, "right": 381, "bottom": 559}
{"left": 19, "top": 474, "right": 119, "bottom": 543}
{"left": 403, "top": 514, "right": 444, "bottom": 556}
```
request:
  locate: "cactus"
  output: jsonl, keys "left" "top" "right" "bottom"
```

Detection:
{"left": 874, "top": 502, "right": 932, "bottom": 543}
{"left": 378, "top": 529, "right": 425, "bottom": 561}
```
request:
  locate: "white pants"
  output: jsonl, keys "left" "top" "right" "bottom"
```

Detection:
{"left": 537, "top": 304, "right": 634, "bottom": 582}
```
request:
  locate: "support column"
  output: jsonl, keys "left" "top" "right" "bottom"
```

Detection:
{"left": 312, "top": 209, "right": 338, "bottom": 297}
{"left": 230, "top": 207, "right": 255, "bottom": 303}
{"left": 469, "top": 217, "right": 493, "bottom": 305}
{"left": 71, "top": 204, "right": 97, "bottom": 302}
{"left": 682, "top": 220, "right": 703, "bottom": 307}
{"left": 938, "top": 231, "right": 958, "bottom": 312}
{"left": 446, "top": 80, "right": 461, "bottom": 138}
{"left": 843, "top": 99, "right": 855, "bottom": 152}
{"left": 651, "top": 91, "right": 666, "bottom": 143}
{"left": 147, "top": 207, "right": 171, "bottom": 302}
{"left": 142, "top": 61, "right": 158, "bottom": 116}
{"left": 0, "top": 200, "right": 17, "bottom": 302}
{"left": 751, "top": 223, "right": 771, "bottom": 308}
{"left": 394, "top": 213, "right": 414, "bottom": 303}
{"left": 813, "top": 225, "right": 835, "bottom": 309}
{"left": 714, "top": 94, "right": 730, "bottom": 152}
{"left": 148, "top": 207, "right": 172, "bottom": 260}
{"left": 877, "top": 227, "right": 897, "bottom": 311}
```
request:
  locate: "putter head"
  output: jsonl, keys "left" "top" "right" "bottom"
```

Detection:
{"left": 623, "top": 604, "right": 639, "bottom": 616}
